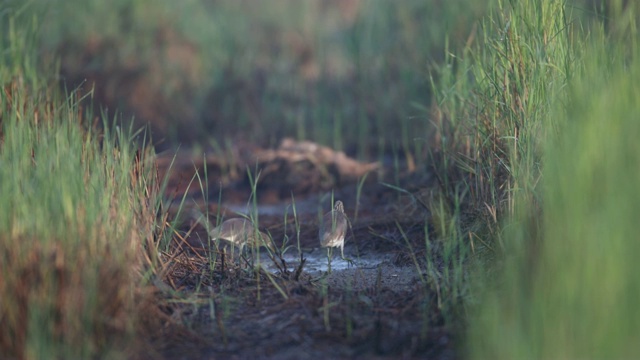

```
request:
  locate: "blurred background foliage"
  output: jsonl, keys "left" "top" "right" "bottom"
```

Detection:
{"left": 34, "top": 0, "right": 489, "bottom": 158}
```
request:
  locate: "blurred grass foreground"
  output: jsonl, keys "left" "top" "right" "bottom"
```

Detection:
{"left": 0, "top": 2, "right": 163, "bottom": 358}
{"left": 1, "top": 0, "right": 640, "bottom": 358}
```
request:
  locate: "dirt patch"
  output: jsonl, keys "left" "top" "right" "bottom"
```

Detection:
{"left": 149, "top": 139, "right": 457, "bottom": 359}
{"left": 156, "top": 252, "right": 454, "bottom": 360}
{"left": 155, "top": 138, "right": 379, "bottom": 217}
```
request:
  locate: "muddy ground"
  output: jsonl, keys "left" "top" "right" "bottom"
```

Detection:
{"left": 152, "top": 140, "right": 457, "bottom": 359}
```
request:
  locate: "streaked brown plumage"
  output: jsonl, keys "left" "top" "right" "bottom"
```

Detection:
{"left": 209, "top": 218, "right": 273, "bottom": 253}
{"left": 319, "top": 200, "right": 352, "bottom": 265}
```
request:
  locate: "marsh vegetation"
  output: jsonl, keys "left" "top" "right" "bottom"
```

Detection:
{"left": 1, "top": 0, "right": 639, "bottom": 358}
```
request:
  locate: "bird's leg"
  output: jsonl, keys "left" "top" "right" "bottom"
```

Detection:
{"left": 238, "top": 243, "right": 253, "bottom": 269}
{"left": 236, "top": 244, "right": 245, "bottom": 268}
{"left": 326, "top": 247, "right": 332, "bottom": 273}
{"left": 340, "top": 243, "right": 354, "bottom": 267}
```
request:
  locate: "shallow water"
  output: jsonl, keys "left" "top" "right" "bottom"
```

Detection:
{"left": 224, "top": 200, "right": 417, "bottom": 286}
{"left": 261, "top": 247, "right": 396, "bottom": 274}
{"left": 254, "top": 246, "right": 423, "bottom": 296}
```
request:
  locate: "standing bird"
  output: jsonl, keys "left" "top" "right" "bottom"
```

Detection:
{"left": 208, "top": 218, "right": 274, "bottom": 254}
{"left": 319, "top": 200, "right": 353, "bottom": 270}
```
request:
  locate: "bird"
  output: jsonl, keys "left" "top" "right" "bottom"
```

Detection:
{"left": 319, "top": 200, "right": 353, "bottom": 268}
{"left": 208, "top": 218, "right": 274, "bottom": 254}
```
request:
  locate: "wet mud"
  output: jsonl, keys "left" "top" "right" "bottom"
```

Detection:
{"left": 156, "top": 142, "right": 456, "bottom": 360}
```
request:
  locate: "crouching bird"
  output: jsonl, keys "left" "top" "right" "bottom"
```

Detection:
{"left": 209, "top": 218, "right": 274, "bottom": 255}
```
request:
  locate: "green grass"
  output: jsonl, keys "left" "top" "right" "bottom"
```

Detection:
{"left": 3, "top": 0, "right": 640, "bottom": 357}
{"left": 469, "top": 10, "right": 640, "bottom": 357}
{"left": 426, "top": 0, "right": 640, "bottom": 357}
{"left": 419, "top": 0, "right": 573, "bottom": 329}
{"left": 0, "top": 4, "right": 161, "bottom": 358}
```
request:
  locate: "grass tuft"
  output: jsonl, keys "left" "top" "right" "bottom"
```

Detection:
{"left": 0, "top": 4, "right": 163, "bottom": 358}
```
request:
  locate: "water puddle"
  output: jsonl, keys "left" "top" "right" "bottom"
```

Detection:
{"left": 260, "top": 248, "right": 396, "bottom": 274}
{"left": 256, "top": 248, "right": 422, "bottom": 294}
{"left": 221, "top": 201, "right": 418, "bottom": 287}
